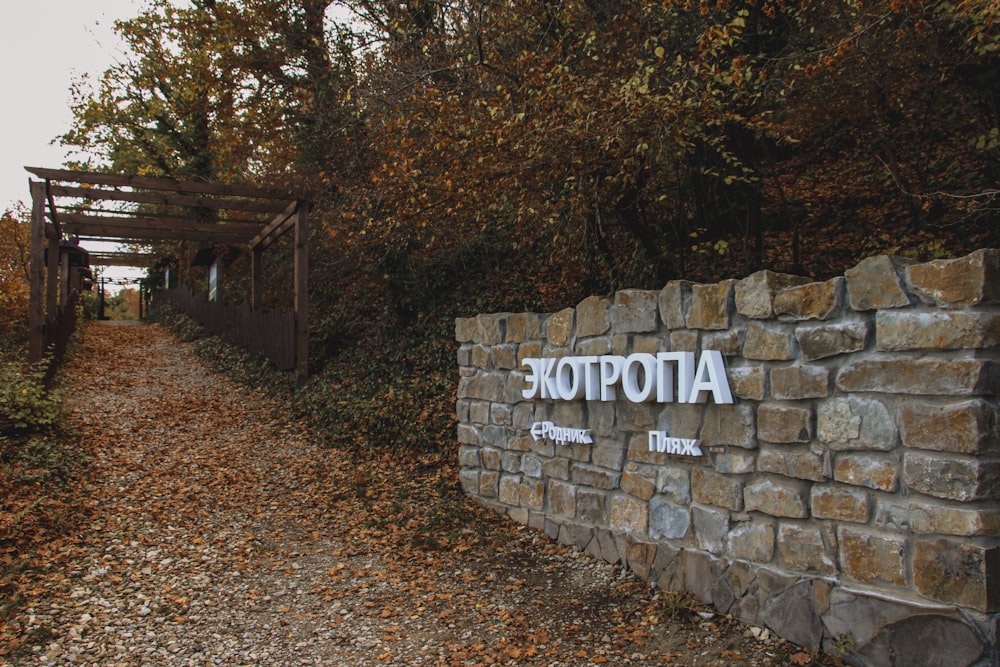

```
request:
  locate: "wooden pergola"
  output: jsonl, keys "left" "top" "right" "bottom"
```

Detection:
{"left": 26, "top": 166, "right": 311, "bottom": 385}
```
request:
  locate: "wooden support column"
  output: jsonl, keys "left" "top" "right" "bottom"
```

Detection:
{"left": 60, "top": 252, "right": 70, "bottom": 307}
{"left": 28, "top": 181, "right": 46, "bottom": 363}
{"left": 294, "top": 202, "right": 310, "bottom": 387}
{"left": 251, "top": 247, "right": 263, "bottom": 310}
{"left": 46, "top": 227, "right": 60, "bottom": 320}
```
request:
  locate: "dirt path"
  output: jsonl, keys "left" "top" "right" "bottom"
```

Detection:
{"left": 6, "top": 321, "right": 831, "bottom": 666}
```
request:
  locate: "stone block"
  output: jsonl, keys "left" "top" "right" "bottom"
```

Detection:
{"left": 757, "top": 403, "right": 813, "bottom": 444}
{"left": 727, "top": 518, "right": 776, "bottom": 562}
{"left": 575, "top": 336, "right": 611, "bottom": 357}
{"left": 471, "top": 343, "right": 492, "bottom": 369}
{"left": 900, "top": 399, "right": 999, "bottom": 455}
{"left": 516, "top": 340, "right": 542, "bottom": 366}
{"left": 455, "top": 316, "right": 477, "bottom": 343}
{"left": 571, "top": 464, "right": 621, "bottom": 490}
{"left": 456, "top": 344, "right": 473, "bottom": 367}
{"left": 621, "top": 464, "right": 657, "bottom": 500}
{"left": 592, "top": 436, "right": 626, "bottom": 471}
{"left": 810, "top": 484, "right": 870, "bottom": 523}
{"left": 499, "top": 474, "right": 521, "bottom": 505}
{"left": 758, "top": 446, "right": 826, "bottom": 482}
{"left": 701, "top": 403, "right": 757, "bottom": 449}
{"left": 649, "top": 496, "right": 691, "bottom": 540}
{"left": 838, "top": 527, "right": 906, "bottom": 587}
{"left": 546, "top": 308, "right": 575, "bottom": 347}
{"left": 459, "top": 469, "right": 479, "bottom": 495}
{"left": 627, "top": 540, "right": 659, "bottom": 580}
{"left": 795, "top": 321, "right": 870, "bottom": 361}
{"left": 617, "top": 400, "right": 655, "bottom": 431}
{"left": 458, "top": 445, "right": 480, "bottom": 468}
{"left": 457, "top": 423, "right": 480, "bottom": 446}
{"left": 778, "top": 523, "right": 836, "bottom": 575}
{"left": 458, "top": 371, "right": 507, "bottom": 402}
{"left": 817, "top": 396, "right": 896, "bottom": 452}
{"left": 659, "top": 280, "right": 692, "bottom": 329}
{"left": 774, "top": 277, "right": 844, "bottom": 321}
{"left": 576, "top": 489, "right": 607, "bottom": 524}
{"left": 703, "top": 330, "right": 743, "bottom": 356}
{"left": 845, "top": 255, "right": 915, "bottom": 311}
{"left": 714, "top": 450, "right": 756, "bottom": 475}
{"left": 519, "top": 478, "right": 545, "bottom": 510}
{"left": 576, "top": 295, "right": 611, "bottom": 338}
{"left": 874, "top": 498, "right": 1000, "bottom": 536}
{"left": 687, "top": 280, "right": 735, "bottom": 330}
{"left": 501, "top": 451, "right": 522, "bottom": 473}
{"left": 512, "top": 404, "right": 534, "bottom": 430}
{"left": 692, "top": 467, "right": 745, "bottom": 511}
{"left": 656, "top": 466, "right": 691, "bottom": 503}
{"left": 912, "top": 538, "right": 1000, "bottom": 611}
{"left": 759, "top": 579, "right": 826, "bottom": 652}
{"left": 469, "top": 401, "right": 492, "bottom": 426}
{"left": 692, "top": 504, "right": 729, "bottom": 552}
{"left": 589, "top": 402, "right": 617, "bottom": 438}
{"left": 728, "top": 366, "right": 767, "bottom": 401}
{"left": 493, "top": 344, "right": 519, "bottom": 370}
{"left": 475, "top": 314, "right": 506, "bottom": 344}
{"left": 521, "top": 454, "right": 543, "bottom": 478}
{"left": 480, "top": 470, "right": 500, "bottom": 498}
{"left": 902, "top": 451, "right": 1000, "bottom": 502}
{"left": 770, "top": 365, "right": 829, "bottom": 400}
{"left": 743, "top": 476, "right": 810, "bottom": 518}
{"left": 743, "top": 323, "right": 796, "bottom": 360}
{"left": 906, "top": 248, "right": 1000, "bottom": 308}
{"left": 877, "top": 310, "right": 1000, "bottom": 351}
{"left": 480, "top": 447, "right": 502, "bottom": 470}
{"left": 735, "top": 270, "right": 811, "bottom": 319}
{"left": 836, "top": 358, "right": 1000, "bottom": 396}
{"left": 548, "top": 479, "right": 576, "bottom": 517}
{"left": 655, "top": 403, "right": 704, "bottom": 440}
{"left": 669, "top": 330, "right": 698, "bottom": 352}
{"left": 541, "top": 456, "right": 570, "bottom": 480}
{"left": 612, "top": 289, "right": 660, "bottom": 334}
{"left": 610, "top": 493, "right": 649, "bottom": 536}
{"left": 833, "top": 453, "right": 899, "bottom": 492}
{"left": 490, "top": 402, "right": 512, "bottom": 425}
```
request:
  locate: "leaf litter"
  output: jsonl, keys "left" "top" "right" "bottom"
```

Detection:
{"left": 2, "top": 321, "right": 840, "bottom": 666}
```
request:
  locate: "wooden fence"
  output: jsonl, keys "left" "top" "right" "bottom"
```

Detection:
{"left": 159, "top": 288, "right": 296, "bottom": 371}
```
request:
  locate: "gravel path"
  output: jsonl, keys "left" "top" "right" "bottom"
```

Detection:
{"left": 7, "top": 321, "right": 818, "bottom": 667}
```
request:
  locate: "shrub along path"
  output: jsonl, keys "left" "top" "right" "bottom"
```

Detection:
{"left": 4, "top": 320, "right": 838, "bottom": 666}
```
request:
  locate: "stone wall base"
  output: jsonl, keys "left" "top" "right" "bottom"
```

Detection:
{"left": 483, "top": 499, "right": 999, "bottom": 667}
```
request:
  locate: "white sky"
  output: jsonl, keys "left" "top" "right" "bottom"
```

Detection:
{"left": 0, "top": 1, "right": 145, "bottom": 286}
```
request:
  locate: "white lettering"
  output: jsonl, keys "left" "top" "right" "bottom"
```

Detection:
{"left": 688, "top": 350, "right": 733, "bottom": 404}
{"left": 530, "top": 422, "right": 594, "bottom": 446}
{"left": 648, "top": 430, "right": 703, "bottom": 456}
{"left": 522, "top": 352, "right": 733, "bottom": 405}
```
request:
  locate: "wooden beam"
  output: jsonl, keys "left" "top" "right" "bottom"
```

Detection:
{"left": 59, "top": 213, "right": 262, "bottom": 236}
{"left": 28, "top": 182, "right": 46, "bottom": 363}
{"left": 48, "top": 184, "right": 291, "bottom": 214}
{"left": 67, "top": 225, "right": 257, "bottom": 244}
{"left": 88, "top": 252, "right": 161, "bottom": 268}
{"left": 249, "top": 200, "right": 299, "bottom": 250}
{"left": 25, "top": 166, "right": 296, "bottom": 201}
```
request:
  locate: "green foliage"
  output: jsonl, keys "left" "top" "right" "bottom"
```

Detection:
{"left": 0, "top": 361, "right": 63, "bottom": 437}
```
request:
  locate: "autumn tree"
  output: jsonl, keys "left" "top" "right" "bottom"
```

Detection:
{"left": 0, "top": 208, "right": 31, "bottom": 346}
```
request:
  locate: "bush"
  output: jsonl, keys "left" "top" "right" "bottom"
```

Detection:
{"left": 0, "top": 361, "right": 62, "bottom": 437}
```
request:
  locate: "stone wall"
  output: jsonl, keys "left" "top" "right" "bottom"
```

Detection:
{"left": 455, "top": 249, "right": 1000, "bottom": 666}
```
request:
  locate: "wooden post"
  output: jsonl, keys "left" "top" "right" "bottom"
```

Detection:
{"left": 251, "top": 247, "right": 263, "bottom": 310}
{"left": 46, "top": 220, "right": 59, "bottom": 322}
{"left": 60, "top": 252, "right": 70, "bottom": 307}
{"left": 28, "top": 181, "right": 46, "bottom": 363}
{"left": 293, "top": 202, "right": 310, "bottom": 387}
